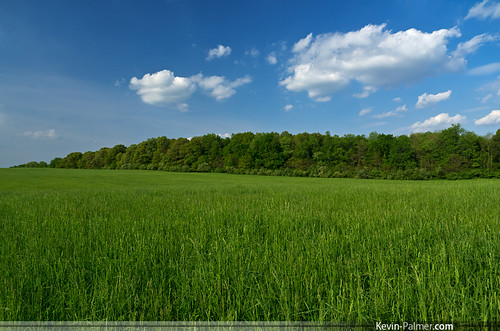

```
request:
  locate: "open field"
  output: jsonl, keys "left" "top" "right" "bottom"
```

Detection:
{"left": 1, "top": 168, "right": 499, "bottom": 322}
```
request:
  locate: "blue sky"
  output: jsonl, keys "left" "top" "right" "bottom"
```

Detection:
{"left": 1, "top": 0, "right": 500, "bottom": 167}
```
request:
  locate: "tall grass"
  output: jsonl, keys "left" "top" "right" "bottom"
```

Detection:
{"left": 0, "top": 168, "right": 499, "bottom": 322}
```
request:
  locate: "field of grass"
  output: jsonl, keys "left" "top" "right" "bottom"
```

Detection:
{"left": 1, "top": 168, "right": 499, "bottom": 323}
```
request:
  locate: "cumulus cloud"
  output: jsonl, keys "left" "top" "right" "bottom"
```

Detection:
{"left": 191, "top": 74, "right": 251, "bottom": 101}
{"left": 410, "top": 113, "right": 466, "bottom": 132}
{"left": 267, "top": 52, "right": 278, "bottom": 65}
{"left": 469, "top": 62, "right": 500, "bottom": 75}
{"left": 475, "top": 110, "right": 500, "bottom": 125}
{"left": 466, "top": 0, "right": 500, "bottom": 20}
{"left": 207, "top": 45, "right": 232, "bottom": 61}
{"left": 280, "top": 24, "right": 468, "bottom": 102}
{"left": 23, "top": 129, "right": 58, "bottom": 139}
{"left": 130, "top": 69, "right": 251, "bottom": 108}
{"left": 129, "top": 70, "right": 196, "bottom": 108}
{"left": 284, "top": 104, "right": 293, "bottom": 112}
{"left": 416, "top": 90, "right": 452, "bottom": 108}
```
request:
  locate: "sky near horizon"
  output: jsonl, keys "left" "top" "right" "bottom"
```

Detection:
{"left": 1, "top": 0, "right": 500, "bottom": 167}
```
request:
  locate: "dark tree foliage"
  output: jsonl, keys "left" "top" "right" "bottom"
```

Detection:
{"left": 14, "top": 125, "right": 500, "bottom": 179}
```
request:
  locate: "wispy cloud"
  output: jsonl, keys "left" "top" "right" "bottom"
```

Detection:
{"left": 359, "top": 107, "right": 372, "bottom": 116}
{"left": 23, "top": 129, "right": 58, "bottom": 139}
{"left": 416, "top": 90, "right": 452, "bottom": 108}
{"left": 373, "top": 104, "right": 407, "bottom": 119}
{"left": 353, "top": 86, "right": 377, "bottom": 99}
{"left": 284, "top": 104, "right": 293, "bottom": 112}
{"left": 206, "top": 44, "right": 232, "bottom": 61}
{"left": 246, "top": 48, "right": 260, "bottom": 57}
{"left": 468, "top": 62, "right": 500, "bottom": 75}
{"left": 466, "top": 0, "right": 500, "bottom": 20}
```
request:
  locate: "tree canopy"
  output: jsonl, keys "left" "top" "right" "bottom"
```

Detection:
{"left": 14, "top": 125, "right": 500, "bottom": 180}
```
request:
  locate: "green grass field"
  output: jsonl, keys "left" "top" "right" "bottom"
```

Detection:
{"left": 1, "top": 168, "right": 499, "bottom": 323}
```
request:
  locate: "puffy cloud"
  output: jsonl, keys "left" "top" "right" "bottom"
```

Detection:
{"left": 466, "top": 0, "right": 500, "bottom": 20}
{"left": 130, "top": 69, "right": 250, "bottom": 108}
{"left": 393, "top": 97, "right": 402, "bottom": 102}
{"left": 353, "top": 86, "right": 377, "bottom": 98}
{"left": 410, "top": 113, "right": 466, "bottom": 132}
{"left": 468, "top": 62, "right": 500, "bottom": 75}
{"left": 23, "top": 129, "right": 58, "bottom": 139}
{"left": 129, "top": 70, "right": 196, "bottom": 107}
{"left": 266, "top": 52, "right": 278, "bottom": 65}
{"left": 284, "top": 104, "right": 293, "bottom": 112}
{"left": 359, "top": 107, "right": 372, "bottom": 116}
{"left": 191, "top": 74, "right": 251, "bottom": 101}
{"left": 280, "top": 24, "right": 466, "bottom": 102}
{"left": 475, "top": 110, "right": 500, "bottom": 125}
{"left": 416, "top": 90, "right": 452, "bottom": 108}
{"left": 218, "top": 133, "right": 232, "bottom": 138}
{"left": 207, "top": 45, "right": 232, "bottom": 60}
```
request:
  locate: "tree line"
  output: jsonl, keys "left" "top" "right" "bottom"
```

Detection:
{"left": 14, "top": 125, "right": 500, "bottom": 180}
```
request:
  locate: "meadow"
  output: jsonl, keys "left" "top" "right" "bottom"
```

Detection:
{"left": 1, "top": 168, "right": 499, "bottom": 323}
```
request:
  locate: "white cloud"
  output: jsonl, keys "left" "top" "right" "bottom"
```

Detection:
{"left": 452, "top": 34, "right": 499, "bottom": 61}
{"left": 475, "top": 110, "right": 500, "bottom": 125}
{"left": 292, "top": 33, "right": 313, "bottom": 52}
{"left": 469, "top": 62, "right": 500, "bottom": 75}
{"left": 359, "top": 107, "right": 372, "bottom": 116}
{"left": 280, "top": 24, "right": 466, "bottom": 102}
{"left": 284, "top": 104, "right": 293, "bottom": 112}
{"left": 191, "top": 74, "right": 251, "bottom": 101}
{"left": 129, "top": 70, "right": 197, "bottom": 108}
{"left": 207, "top": 45, "right": 232, "bottom": 61}
{"left": 393, "top": 97, "right": 402, "bottom": 102}
{"left": 177, "top": 103, "right": 189, "bottom": 112}
{"left": 218, "top": 133, "right": 231, "bottom": 138}
{"left": 23, "top": 129, "right": 58, "bottom": 139}
{"left": 372, "top": 104, "right": 407, "bottom": 119}
{"left": 353, "top": 86, "right": 377, "bottom": 98}
{"left": 482, "top": 94, "right": 494, "bottom": 103}
{"left": 466, "top": 0, "right": 500, "bottom": 20}
{"left": 416, "top": 90, "right": 452, "bottom": 108}
{"left": 410, "top": 113, "right": 466, "bottom": 132}
{"left": 130, "top": 69, "right": 251, "bottom": 107}
{"left": 114, "top": 78, "right": 125, "bottom": 87}
{"left": 266, "top": 52, "right": 277, "bottom": 65}
{"left": 396, "top": 104, "right": 408, "bottom": 112}
{"left": 246, "top": 48, "right": 260, "bottom": 57}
